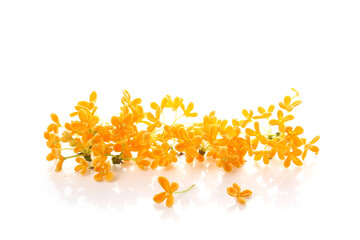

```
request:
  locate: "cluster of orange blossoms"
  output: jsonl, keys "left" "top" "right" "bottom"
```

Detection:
{"left": 44, "top": 89, "right": 319, "bottom": 207}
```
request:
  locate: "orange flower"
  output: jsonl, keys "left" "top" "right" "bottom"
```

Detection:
{"left": 153, "top": 176, "right": 179, "bottom": 207}
{"left": 150, "top": 142, "right": 177, "bottom": 169}
{"left": 74, "top": 157, "right": 89, "bottom": 174}
{"left": 302, "top": 136, "right": 320, "bottom": 160}
{"left": 240, "top": 109, "right": 253, "bottom": 128}
{"left": 160, "top": 124, "right": 181, "bottom": 142}
{"left": 122, "top": 90, "right": 141, "bottom": 108}
{"left": 227, "top": 183, "right": 252, "bottom": 204}
{"left": 237, "top": 134, "right": 254, "bottom": 157}
{"left": 60, "top": 130, "right": 73, "bottom": 142}
{"left": 70, "top": 115, "right": 97, "bottom": 132}
{"left": 175, "top": 127, "right": 202, "bottom": 163}
{"left": 203, "top": 111, "right": 217, "bottom": 129}
{"left": 172, "top": 96, "right": 184, "bottom": 111}
{"left": 94, "top": 161, "right": 113, "bottom": 182}
{"left": 253, "top": 105, "right": 275, "bottom": 119}
{"left": 121, "top": 90, "right": 145, "bottom": 123}
{"left": 70, "top": 91, "right": 98, "bottom": 118}
{"left": 245, "top": 121, "right": 267, "bottom": 149}
{"left": 146, "top": 109, "right": 162, "bottom": 132}
{"left": 91, "top": 141, "right": 112, "bottom": 166}
{"left": 202, "top": 124, "right": 218, "bottom": 145}
{"left": 153, "top": 176, "right": 195, "bottom": 207}
{"left": 254, "top": 150, "right": 271, "bottom": 164}
{"left": 50, "top": 113, "right": 61, "bottom": 126}
{"left": 284, "top": 126, "right": 304, "bottom": 148}
{"left": 214, "top": 146, "right": 241, "bottom": 172}
{"left": 111, "top": 112, "right": 136, "bottom": 139}
{"left": 269, "top": 110, "right": 294, "bottom": 132}
{"left": 284, "top": 148, "right": 303, "bottom": 168}
{"left": 45, "top": 147, "right": 61, "bottom": 161}
{"left": 279, "top": 95, "right": 301, "bottom": 112}
{"left": 55, "top": 155, "right": 65, "bottom": 172}
{"left": 44, "top": 132, "right": 61, "bottom": 151}
{"left": 134, "top": 151, "right": 151, "bottom": 169}
{"left": 267, "top": 139, "right": 287, "bottom": 160}
{"left": 180, "top": 102, "right": 198, "bottom": 118}
{"left": 151, "top": 95, "right": 183, "bottom": 111}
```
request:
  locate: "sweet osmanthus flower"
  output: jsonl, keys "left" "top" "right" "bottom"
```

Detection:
{"left": 74, "top": 157, "right": 88, "bottom": 174}
{"left": 227, "top": 183, "right": 252, "bottom": 204}
{"left": 44, "top": 89, "right": 320, "bottom": 206}
{"left": 153, "top": 176, "right": 195, "bottom": 207}
{"left": 94, "top": 161, "right": 113, "bottom": 182}
{"left": 302, "top": 136, "right": 320, "bottom": 160}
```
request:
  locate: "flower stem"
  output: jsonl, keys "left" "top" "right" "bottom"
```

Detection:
{"left": 162, "top": 111, "right": 166, "bottom": 123}
{"left": 64, "top": 154, "right": 84, "bottom": 160}
{"left": 106, "top": 154, "right": 117, "bottom": 157}
{"left": 174, "top": 184, "right": 195, "bottom": 194}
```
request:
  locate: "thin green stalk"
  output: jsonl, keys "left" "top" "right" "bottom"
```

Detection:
{"left": 174, "top": 184, "right": 195, "bottom": 194}
{"left": 64, "top": 154, "right": 84, "bottom": 160}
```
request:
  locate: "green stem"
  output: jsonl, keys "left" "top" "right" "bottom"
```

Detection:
{"left": 64, "top": 154, "right": 84, "bottom": 160}
{"left": 119, "top": 144, "right": 125, "bottom": 158}
{"left": 174, "top": 184, "right": 195, "bottom": 194}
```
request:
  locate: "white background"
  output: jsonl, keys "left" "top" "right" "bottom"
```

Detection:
{"left": 1, "top": 1, "right": 359, "bottom": 239}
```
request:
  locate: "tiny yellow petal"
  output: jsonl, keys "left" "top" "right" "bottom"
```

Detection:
{"left": 50, "top": 113, "right": 60, "bottom": 125}
{"left": 90, "top": 91, "right": 97, "bottom": 103}
{"left": 158, "top": 176, "right": 170, "bottom": 192}
{"left": 227, "top": 187, "right": 238, "bottom": 197}
{"left": 153, "top": 192, "right": 167, "bottom": 203}
{"left": 166, "top": 194, "right": 175, "bottom": 207}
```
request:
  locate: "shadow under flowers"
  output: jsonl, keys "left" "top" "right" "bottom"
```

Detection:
{"left": 47, "top": 158, "right": 205, "bottom": 213}
{"left": 48, "top": 156, "right": 316, "bottom": 213}
{"left": 48, "top": 162, "right": 157, "bottom": 211}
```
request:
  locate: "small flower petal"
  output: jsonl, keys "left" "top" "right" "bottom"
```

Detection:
{"left": 165, "top": 194, "right": 175, "bottom": 207}
{"left": 153, "top": 192, "right": 167, "bottom": 203}
{"left": 158, "top": 176, "right": 170, "bottom": 192}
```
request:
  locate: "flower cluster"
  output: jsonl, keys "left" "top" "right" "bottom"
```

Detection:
{"left": 44, "top": 89, "right": 319, "bottom": 206}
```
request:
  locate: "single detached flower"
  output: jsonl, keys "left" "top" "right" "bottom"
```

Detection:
{"left": 227, "top": 183, "right": 252, "bottom": 204}
{"left": 153, "top": 176, "right": 195, "bottom": 207}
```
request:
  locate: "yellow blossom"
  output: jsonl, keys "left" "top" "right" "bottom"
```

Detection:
{"left": 302, "top": 136, "right": 320, "bottom": 160}
{"left": 253, "top": 105, "right": 275, "bottom": 119}
{"left": 153, "top": 176, "right": 179, "bottom": 207}
{"left": 269, "top": 110, "right": 294, "bottom": 132}
{"left": 94, "top": 161, "right": 113, "bottom": 182}
{"left": 227, "top": 183, "right": 252, "bottom": 204}
{"left": 74, "top": 157, "right": 89, "bottom": 174}
{"left": 153, "top": 176, "right": 195, "bottom": 207}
